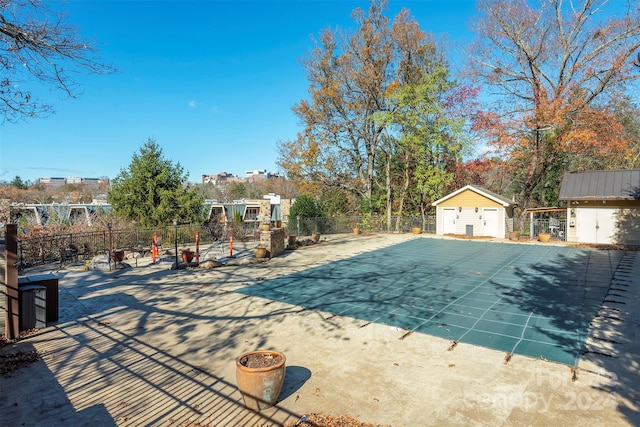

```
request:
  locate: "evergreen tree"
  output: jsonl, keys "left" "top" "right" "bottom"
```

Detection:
{"left": 289, "top": 194, "right": 326, "bottom": 235}
{"left": 107, "top": 139, "right": 204, "bottom": 227}
{"left": 289, "top": 194, "right": 326, "bottom": 219}
{"left": 10, "top": 176, "right": 30, "bottom": 189}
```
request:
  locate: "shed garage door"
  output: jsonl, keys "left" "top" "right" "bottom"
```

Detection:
{"left": 442, "top": 208, "right": 456, "bottom": 234}
{"left": 577, "top": 208, "right": 617, "bottom": 244}
{"left": 482, "top": 208, "right": 499, "bottom": 237}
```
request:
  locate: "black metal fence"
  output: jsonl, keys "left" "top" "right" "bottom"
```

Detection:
{"left": 508, "top": 218, "right": 567, "bottom": 241}
{"left": 15, "top": 224, "right": 225, "bottom": 270}
{"left": 14, "top": 214, "right": 571, "bottom": 270}
{"left": 14, "top": 216, "right": 438, "bottom": 269}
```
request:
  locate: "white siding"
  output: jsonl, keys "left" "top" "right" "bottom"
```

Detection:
{"left": 574, "top": 207, "right": 640, "bottom": 245}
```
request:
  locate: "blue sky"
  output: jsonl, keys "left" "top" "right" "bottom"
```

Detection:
{"left": 1, "top": 0, "right": 477, "bottom": 184}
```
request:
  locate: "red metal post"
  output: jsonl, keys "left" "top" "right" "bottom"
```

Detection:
{"left": 152, "top": 232, "right": 158, "bottom": 263}
{"left": 195, "top": 231, "right": 200, "bottom": 263}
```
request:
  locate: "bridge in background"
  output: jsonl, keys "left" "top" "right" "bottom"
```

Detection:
{"left": 6, "top": 196, "right": 291, "bottom": 228}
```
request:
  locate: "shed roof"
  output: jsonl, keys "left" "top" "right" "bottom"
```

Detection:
{"left": 432, "top": 185, "right": 515, "bottom": 207}
{"left": 559, "top": 170, "right": 640, "bottom": 201}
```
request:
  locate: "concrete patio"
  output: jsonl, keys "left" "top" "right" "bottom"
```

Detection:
{"left": 1, "top": 234, "right": 639, "bottom": 426}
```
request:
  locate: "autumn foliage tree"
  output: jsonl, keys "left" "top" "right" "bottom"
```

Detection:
{"left": 378, "top": 33, "right": 476, "bottom": 223}
{"left": 600, "top": 93, "right": 640, "bottom": 168}
{"left": 278, "top": 0, "right": 475, "bottom": 219}
{"left": 469, "top": 0, "right": 640, "bottom": 211}
{"left": 278, "top": 0, "right": 394, "bottom": 207}
{"left": 448, "top": 157, "right": 513, "bottom": 196}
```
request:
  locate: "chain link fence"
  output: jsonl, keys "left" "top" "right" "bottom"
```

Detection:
{"left": 285, "top": 216, "right": 436, "bottom": 236}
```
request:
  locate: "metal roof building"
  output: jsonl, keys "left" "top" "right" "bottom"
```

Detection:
{"left": 559, "top": 170, "right": 640, "bottom": 245}
{"left": 559, "top": 169, "right": 640, "bottom": 201}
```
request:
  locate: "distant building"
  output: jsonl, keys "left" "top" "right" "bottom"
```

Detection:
{"left": 201, "top": 172, "right": 241, "bottom": 186}
{"left": 36, "top": 177, "right": 109, "bottom": 188}
{"left": 202, "top": 170, "right": 280, "bottom": 186}
{"left": 81, "top": 178, "right": 107, "bottom": 188}
{"left": 66, "top": 177, "right": 83, "bottom": 185}
{"left": 37, "top": 177, "right": 66, "bottom": 187}
{"left": 244, "top": 169, "right": 280, "bottom": 183}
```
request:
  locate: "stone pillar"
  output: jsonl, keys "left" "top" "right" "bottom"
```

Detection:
{"left": 259, "top": 200, "right": 271, "bottom": 223}
{"left": 259, "top": 228, "right": 285, "bottom": 259}
{"left": 280, "top": 199, "right": 291, "bottom": 227}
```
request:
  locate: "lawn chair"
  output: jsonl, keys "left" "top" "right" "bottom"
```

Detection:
{"left": 549, "top": 218, "right": 560, "bottom": 238}
{"left": 82, "top": 242, "right": 94, "bottom": 260}
{"left": 60, "top": 244, "right": 78, "bottom": 266}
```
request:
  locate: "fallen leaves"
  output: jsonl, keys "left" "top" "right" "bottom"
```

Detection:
{"left": 399, "top": 331, "right": 413, "bottom": 340}
{"left": 0, "top": 350, "right": 40, "bottom": 375}
{"left": 285, "top": 413, "right": 387, "bottom": 427}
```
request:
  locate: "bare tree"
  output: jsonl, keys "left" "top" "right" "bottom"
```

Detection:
{"left": 284, "top": 0, "right": 394, "bottom": 208}
{"left": 468, "top": 0, "right": 640, "bottom": 210}
{"left": 0, "top": 0, "right": 115, "bottom": 122}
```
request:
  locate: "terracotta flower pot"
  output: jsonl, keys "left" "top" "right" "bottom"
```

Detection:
{"left": 509, "top": 231, "right": 521, "bottom": 241}
{"left": 411, "top": 227, "right": 422, "bottom": 235}
{"left": 181, "top": 250, "right": 194, "bottom": 263}
{"left": 288, "top": 235, "right": 297, "bottom": 246}
{"left": 538, "top": 232, "right": 551, "bottom": 243}
{"left": 236, "top": 350, "right": 286, "bottom": 411}
{"left": 111, "top": 250, "right": 125, "bottom": 263}
{"left": 311, "top": 232, "right": 320, "bottom": 242}
{"left": 353, "top": 227, "right": 361, "bottom": 235}
{"left": 274, "top": 220, "right": 282, "bottom": 228}
{"left": 254, "top": 246, "right": 267, "bottom": 258}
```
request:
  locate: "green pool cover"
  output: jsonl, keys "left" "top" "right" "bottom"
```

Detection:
{"left": 237, "top": 238, "right": 623, "bottom": 366}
